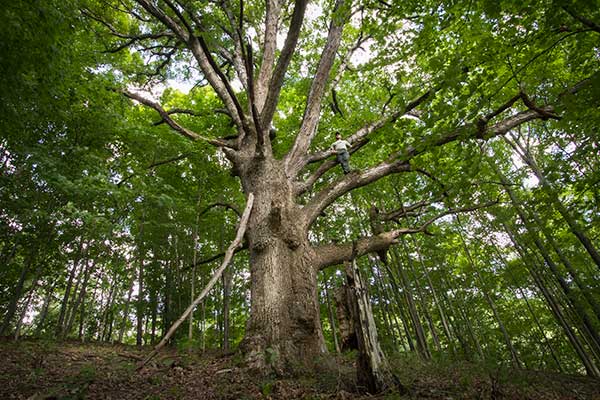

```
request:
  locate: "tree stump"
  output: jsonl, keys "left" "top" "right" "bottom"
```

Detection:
{"left": 343, "top": 259, "right": 404, "bottom": 394}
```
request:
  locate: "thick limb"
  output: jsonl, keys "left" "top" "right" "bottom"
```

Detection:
{"left": 285, "top": 0, "right": 350, "bottom": 175}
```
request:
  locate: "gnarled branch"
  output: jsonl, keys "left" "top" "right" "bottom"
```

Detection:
{"left": 316, "top": 199, "right": 498, "bottom": 269}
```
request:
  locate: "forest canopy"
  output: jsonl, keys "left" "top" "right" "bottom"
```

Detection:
{"left": 1, "top": 0, "right": 600, "bottom": 389}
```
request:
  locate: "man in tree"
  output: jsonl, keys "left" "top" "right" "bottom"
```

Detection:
{"left": 330, "top": 131, "right": 352, "bottom": 174}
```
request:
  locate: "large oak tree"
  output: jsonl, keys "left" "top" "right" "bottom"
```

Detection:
{"left": 85, "top": 0, "right": 599, "bottom": 371}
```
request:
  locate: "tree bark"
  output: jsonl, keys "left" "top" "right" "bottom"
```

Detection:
{"left": 238, "top": 160, "right": 326, "bottom": 372}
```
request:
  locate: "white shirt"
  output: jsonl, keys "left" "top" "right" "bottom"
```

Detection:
{"left": 331, "top": 139, "right": 351, "bottom": 153}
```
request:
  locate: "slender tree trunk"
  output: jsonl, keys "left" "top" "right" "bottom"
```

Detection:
{"left": 35, "top": 280, "right": 55, "bottom": 336}
{"left": 437, "top": 274, "right": 472, "bottom": 359}
{"left": 499, "top": 174, "right": 600, "bottom": 355}
{"left": 412, "top": 237, "right": 455, "bottom": 354}
{"left": 80, "top": 275, "right": 100, "bottom": 342}
{"left": 150, "top": 288, "right": 158, "bottom": 345}
{"left": 528, "top": 209, "right": 600, "bottom": 320}
{"left": 0, "top": 253, "right": 33, "bottom": 336}
{"left": 139, "top": 195, "right": 253, "bottom": 368}
{"left": 189, "top": 194, "right": 201, "bottom": 345}
{"left": 401, "top": 239, "right": 442, "bottom": 354}
{"left": 381, "top": 261, "right": 416, "bottom": 352}
{"left": 101, "top": 273, "right": 118, "bottom": 342}
{"left": 14, "top": 262, "right": 43, "bottom": 340}
{"left": 391, "top": 247, "right": 431, "bottom": 359}
{"left": 324, "top": 278, "right": 341, "bottom": 353}
{"left": 489, "top": 238, "right": 564, "bottom": 372}
{"left": 222, "top": 267, "right": 232, "bottom": 352}
{"left": 443, "top": 273, "right": 485, "bottom": 360}
{"left": 118, "top": 267, "right": 135, "bottom": 343}
{"left": 56, "top": 238, "right": 85, "bottom": 336}
{"left": 136, "top": 211, "right": 146, "bottom": 347}
{"left": 64, "top": 259, "right": 92, "bottom": 338}
{"left": 369, "top": 256, "right": 400, "bottom": 350}
{"left": 455, "top": 223, "right": 522, "bottom": 369}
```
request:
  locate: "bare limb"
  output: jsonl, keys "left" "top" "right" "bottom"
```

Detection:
{"left": 260, "top": 0, "right": 309, "bottom": 128}
{"left": 135, "top": 0, "right": 190, "bottom": 40}
{"left": 219, "top": 0, "right": 249, "bottom": 90}
{"left": 255, "top": 0, "right": 282, "bottom": 112}
{"left": 132, "top": 0, "right": 245, "bottom": 129}
{"left": 138, "top": 193, "right": 254, "bottom": 369}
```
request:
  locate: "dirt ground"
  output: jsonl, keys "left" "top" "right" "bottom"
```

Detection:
{"left": 1, "top": 339, "right": 599, "bottom": 400}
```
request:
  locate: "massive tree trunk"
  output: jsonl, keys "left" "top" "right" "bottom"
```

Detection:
{"left": 239, "top": 157, "right": 326, "bottom": 371}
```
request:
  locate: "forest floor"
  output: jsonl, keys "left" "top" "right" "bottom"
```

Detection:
{"left": 1, "top": 338, "right": 599, "bottom": 400}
